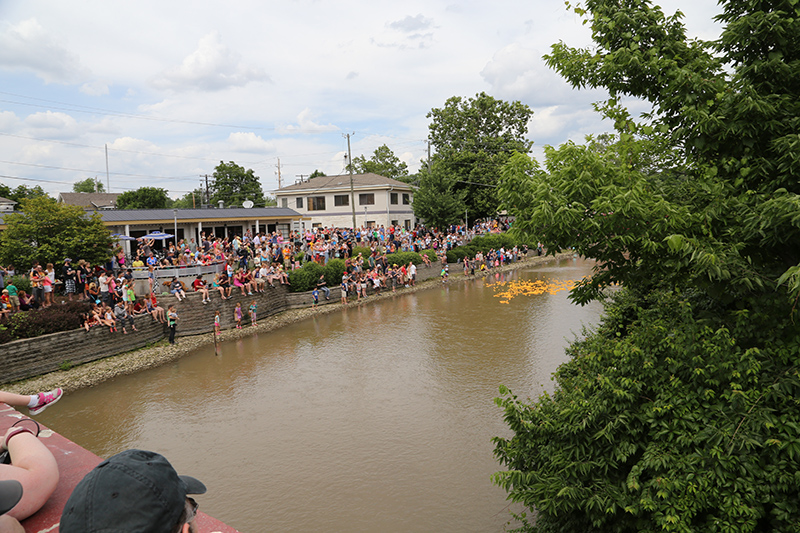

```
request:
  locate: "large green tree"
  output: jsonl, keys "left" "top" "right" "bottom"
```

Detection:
{"left": 210, "top": 161, "right": 265, "bottom": 207}
{"left": 493, "top": 1, "right": 800, "bottom": 532}
{"left": 348, "top": 144, "right": 410, "bottom": 182}
{"left": 0, "top": 197, "right": 114, "bottom": 269}
{"left": 72, "top": 177, "right": 105, "bottom": 193}
{"left": 425, "top": 92, "right": 533, "bottom": 220}
{"left": 116, "top": 187, "right": 172, "bottom": 209}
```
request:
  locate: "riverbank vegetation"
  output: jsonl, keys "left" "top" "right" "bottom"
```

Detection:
{"left": 494, "top": 1, "right": 800, "bottom": 532}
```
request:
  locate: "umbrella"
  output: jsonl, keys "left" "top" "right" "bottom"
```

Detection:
{"left": 111, "top": 234, "right": 137, "bottom": 241}
{"left": 142, "top": 232, "right": 175, "bottom": 240}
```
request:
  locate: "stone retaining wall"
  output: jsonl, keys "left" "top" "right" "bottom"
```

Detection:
{"left": 0, "top": 257, "right": 527, "bottom": 383}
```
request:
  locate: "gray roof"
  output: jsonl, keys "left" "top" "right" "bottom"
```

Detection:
{"left": 57, "top": 192, "right": 121, "bottom": 208}
{"left": 0, "top": 197, "right": 16, "bottom": 205}
{"left": 99, "top": 207, "right": 301, "bottom": 223}
{"left": 275, "top": 173, "right": 414, "bottom": 193}
{"left": 0, "top": 207, "right": 301, "bottom": 226}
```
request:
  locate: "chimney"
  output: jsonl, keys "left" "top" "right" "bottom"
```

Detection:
{"left": 218, "top": 200, "right": 224, "bottom": 209}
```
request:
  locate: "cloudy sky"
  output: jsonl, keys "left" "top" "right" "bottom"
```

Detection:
{"left": 0, "top": 1, "right": 722, "bottom": 202}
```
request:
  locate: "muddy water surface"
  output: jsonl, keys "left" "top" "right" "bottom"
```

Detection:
{"left": 40, "top": 257, "right": 602, "bottom": 532}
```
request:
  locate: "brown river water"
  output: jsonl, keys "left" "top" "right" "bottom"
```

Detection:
{"left": 38, "top": 257, "right": 602, "bottom": 532}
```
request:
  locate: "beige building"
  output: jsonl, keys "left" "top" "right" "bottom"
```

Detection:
{"left": 274, "top": 173, "right": 416, "bottom": 230}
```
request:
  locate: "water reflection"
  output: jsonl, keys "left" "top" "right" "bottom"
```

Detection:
{"left": 39, "top": 258, "right": 602, "bottom": 532}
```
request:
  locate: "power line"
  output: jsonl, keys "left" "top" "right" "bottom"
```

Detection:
{"left": 0, "top": 159, "right": 198, "bottom": 181}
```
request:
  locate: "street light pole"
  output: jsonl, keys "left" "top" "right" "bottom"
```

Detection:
{"left": 173, "top": 209, "right": 178, "bottom": 250}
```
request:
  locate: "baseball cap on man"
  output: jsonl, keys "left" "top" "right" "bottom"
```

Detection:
{"left": 60, "top": 449, "right": 206, "bottom": 533}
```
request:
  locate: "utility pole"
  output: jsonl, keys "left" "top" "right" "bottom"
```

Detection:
{"left": 427, "top": 138, "right": 432, "bottom": 173}
{"left": 105, "top": 144, "right": 110, "bottom": 192}
{"left": 276, "top": 158, "right": 283, "bottom": 189}
{"left": 296, "top": 174, "right": 309, "bottom": 184}
{"left": 345, "top": 133, "right": 357, "bottom": 230}
{"left": 204, "top": 174, "right": 210, "bottom": 206}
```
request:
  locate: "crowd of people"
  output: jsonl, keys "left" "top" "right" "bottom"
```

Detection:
{"left": 0, "top": 220, "right": 520, "bottom": 331}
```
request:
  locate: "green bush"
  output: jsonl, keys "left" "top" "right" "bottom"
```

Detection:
{"left": 288, "top": 261, "right": 324, "bottom": 292}
{"left": 324, "top": 259, "right": 346, "bottom": 287}
{"left": 351, "top": 246, "right": 372, "bottom": 260}
{"left": 385, "top": 251, "right": 423, "bottom": 267}
{"left": 0, "top": 300, "right": 90, "bottom": 344}
{"left": 7, "top": 274, "right": 31, "bottom": 294}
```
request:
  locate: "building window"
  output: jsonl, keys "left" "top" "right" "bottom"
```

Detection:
{"left": 404, "top": 219, "right": 411, "bottom": 229}
{"left": 390, "top": 192, "right": 398, "bottom": 205}
{"left": 308, "top": 196, "right": 326, "bottom": 211}
{"left": 334, "top": 194, "right": 349, "bottom": 207}
{"left": 281, "top": 198, "right": 288, "bottom": 208}
{"left": 296, "top": 197, "right": 303, "bottom": 209}
{"left": 391, "top": 220, "right": 398, "bottom": 226}
{"left": 402, "top": 193, "right": 410, "bottom": 205}
{"left": 359, "top": 193, "right": 375, "bottom": 206}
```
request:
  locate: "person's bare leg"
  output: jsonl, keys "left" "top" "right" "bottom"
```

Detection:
{"left": 0, "top": 431, "right": 59, "bottom": 520}
{"left": 0, "top": 393, "right": 32, "bottom": 408}
{"left": 0, "top": 514, "right": 24, "bottom": 533}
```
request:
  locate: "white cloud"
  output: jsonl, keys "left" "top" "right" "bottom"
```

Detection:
{"left": 80, "top": 80, "right": 110, "bottom": 96}
{"left": 0, "top": 18, "right": 88, "bottom": 83}
{"left": 150, "top": 31, "right": 270, "bottom": 92}
{"left": 387, "top": 14, "right": 434, "bottom": 33}
{"left": 279, "top": 108, "right": 338, "bottom": 134}
{"left": 227, "top": 132, "right": 275, "bottom": 154}
{"left": 23, "top": 111, "right": 80, "bottom": 139}
{"left": 0, "top": 111, "right": 22, "bottom": 132}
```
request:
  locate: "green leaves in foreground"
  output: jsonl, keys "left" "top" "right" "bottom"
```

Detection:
{"left": 493, "top": 288, "right": 800, "bottom": 532}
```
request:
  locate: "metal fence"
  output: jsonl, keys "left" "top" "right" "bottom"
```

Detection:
{"left": 130, "top": 262, "right": 225, "bottom": 281}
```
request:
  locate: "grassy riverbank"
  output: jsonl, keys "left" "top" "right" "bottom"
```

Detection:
{"left": 3, "top": 252, "right": 576, "bottom": 394}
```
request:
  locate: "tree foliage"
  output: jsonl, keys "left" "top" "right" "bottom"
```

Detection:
{"left": 172, "top": 188, "right": 205, "bottom": 209}
{"left": 411, "top": 161, "right": 466, "bottom": 229}
{"left": 210, "top": 161, "right": 265, "bottom": 207}
{"left": 426, "top": 92, "right": 533, "bottom": 220}
{"left": 72, "top": 177, "right": 105, "bottom": 193}
{"left": 0, "top": 183, "right": 49, "bottom": 205}
{"left": 494, "top": 1, "right": 800, "bottom": 531}
{"left": 308, "top": 169, "right": 326, "bottom": 179}
{"left": 0, "top": 197, "right": 114, "bottom": 269}
{"left": 116, "top": 187, "right": 172, "bottom": 210}
{"left": 348, "top": 144, "right": 410, "bottom": 181}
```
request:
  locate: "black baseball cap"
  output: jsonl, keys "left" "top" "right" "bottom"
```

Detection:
{"left": 0, "top": 480, "right": 22, "bottom": 515}
{"left": 60, "top": 449, "right": 206, "bottom": 533}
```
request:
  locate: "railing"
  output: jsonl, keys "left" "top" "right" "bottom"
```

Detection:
{"left": 130, "top": 262, "right": 225, "bottom": 281}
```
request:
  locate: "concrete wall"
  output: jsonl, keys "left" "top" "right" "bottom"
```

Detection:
{"left": 0, "top": 284, "right": 323, "bottom": 383}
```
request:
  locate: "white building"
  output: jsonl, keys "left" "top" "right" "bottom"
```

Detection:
{"left": 274, "top": 173, "right": 416, "bottom": 230}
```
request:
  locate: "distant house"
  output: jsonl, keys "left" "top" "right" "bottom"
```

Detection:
{"left": 273, "top": 173, "right": 416, "bottom": 230}
{"left": 57, "top": 192, "right": 121, "bottom": 211}
{"left": 0, "top": 197, "right": 16, "bottom": 213}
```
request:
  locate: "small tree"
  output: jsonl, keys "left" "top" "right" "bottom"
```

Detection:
{"left": 411, "top": 162, "right": 465, "bottom": 229}
{"left": 210, "top": 161, "right": 265, "bottom": 207}
{"left": 73, "top": 177, "right": 105, "bottom": 193}
{"left": 348, "top": 144, "right": 409, "bottom": 181}
{"left": 0, "top": 197, "right": 114, "bottom": 269}
{"left": 116, "top": 187, "right": 172, "bottom": 209}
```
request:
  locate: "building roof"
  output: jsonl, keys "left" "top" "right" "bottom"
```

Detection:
{"left": 98, "top": 207, "right": 300, "bottom": 223}
{"left": 274, "top": 173, "right": 414, "bottom": 194}
{"left": 0, "top": 196, "right": 16, "bottom": 205}
{"left": 0, "top": 207, "right": 301, "bottom": 228}
{"left": 57, "top": 192, "right": 121, "bottom": 209}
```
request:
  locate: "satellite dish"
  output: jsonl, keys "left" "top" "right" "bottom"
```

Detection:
{"left": 243, "top": 200, "right": 254, "bottom": 209}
